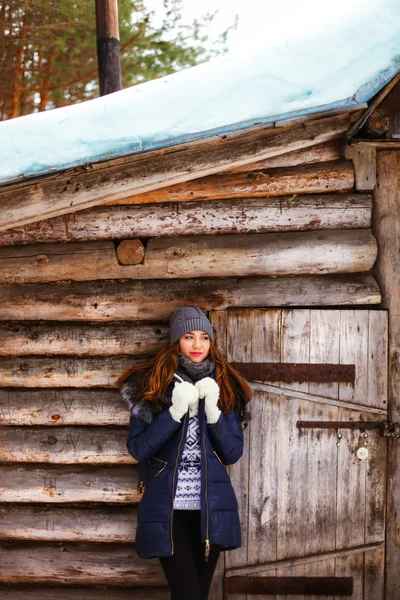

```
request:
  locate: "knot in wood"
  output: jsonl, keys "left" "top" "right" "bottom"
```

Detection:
{"left": 36, "top": 254, "right": 49, "bottom": 264}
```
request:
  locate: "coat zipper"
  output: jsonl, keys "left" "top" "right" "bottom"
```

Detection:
{"left": 170, "top": 410, "right": 188, "bottom": 556}
{"left": 204, "top": 429, "right": 210, "bottom": 562}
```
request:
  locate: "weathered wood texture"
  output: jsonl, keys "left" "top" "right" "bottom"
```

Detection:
{"left": 0, "top": 464, "right": 139, "bottom": 503}
{"left": 0, "top": 586, "right": 169, "bottom": 599}
{"left": 0, "top": 274, "right": 381, "bottom": 321}
{"left": 0, "top": 193, "right": 371, "bottom": 246}
{"left": 0, "top": 426, "right": 131, "bottom": 464}
{"left": 104, "top": 160, "right": 354, "bottom": 205}
{"left": 0, "top": 322, "right": 169, "bottom": 356}
{"left": 0, "top": 229, "right": 377, "bottom": 283}
{"left": 372, "top": 150, "right": 400, "bottom": 600}
{"left": 224, "top": 308, "right": 387, "bottom": 600}
{"left": 0, "top": 505, "right": 138, "bottom": 541}
{"left": 229, "top": 139, "right": 340, "bottom": 171}
{"left": 0, "top": 541, "right": 164, "bottom": 586}
{"left": 0, "top": 389, "right": 127, "bottom": 426}
{"left": 345, "top": 145, "right": 376, "bottom": 191}
{"left": 0, "top": 113, "right": 350, "bottom": 231}
{"left": 0, "top": 356, "right": 135, "bottom": 387}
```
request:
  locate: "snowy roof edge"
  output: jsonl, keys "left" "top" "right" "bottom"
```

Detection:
{"left": 2, "top": 60, "right": 400, "bottom": 188}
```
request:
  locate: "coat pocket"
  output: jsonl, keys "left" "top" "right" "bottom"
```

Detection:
{"left": 213, "top": 449, "right": 227, "bottom": 468}
{"left": 151, "top": 456, "right": 168, "bottom": 477}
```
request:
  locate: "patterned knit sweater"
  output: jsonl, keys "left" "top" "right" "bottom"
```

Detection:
{"left": 173, "top": 413, "right": 202, "bottom": 509}
{"left": 172, "top": 352, "right": 215, "bottom": 510}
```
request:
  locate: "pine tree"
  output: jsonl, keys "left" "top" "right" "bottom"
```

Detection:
{"left": 0, "top": 0, "right": 234, "bottom": 119}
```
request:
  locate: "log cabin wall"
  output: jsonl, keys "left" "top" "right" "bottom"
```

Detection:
{"left": 0, "top": 109, "right": 383, "bottom": 599}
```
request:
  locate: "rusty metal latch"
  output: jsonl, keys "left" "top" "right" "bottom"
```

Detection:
{"left": 297, "top": 420, "right": 400, "bottom": 439}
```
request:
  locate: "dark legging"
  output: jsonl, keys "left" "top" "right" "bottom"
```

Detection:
{"left": 159, "top": 509, "right": 221, "bottom": 600}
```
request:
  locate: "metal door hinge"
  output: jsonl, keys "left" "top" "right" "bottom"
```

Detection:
{"left": 296, "top": 420, "right": 400, "bottom": 439}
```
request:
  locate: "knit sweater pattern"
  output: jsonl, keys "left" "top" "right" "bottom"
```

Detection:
{"left": 173, "top": 352, "right": 215, "bottom": 510}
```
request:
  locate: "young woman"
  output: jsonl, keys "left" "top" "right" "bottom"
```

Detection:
{"left": 118, "top": 306, "right": 252, "bottom": 600}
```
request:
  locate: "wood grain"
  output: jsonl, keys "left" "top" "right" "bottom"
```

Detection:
{"left": 0, "top": 426, "right": 132, "bottom": 464}
{"left": 105, "top": 160, "right": 354, "bottom": 205}
{"left": 0, "top": 229, "right": 378, "bottom": 283}
{"left": 0, "top": 114, "right": 350, "bottom": 231}
{"left": 0, "top": 388, "right": 128, "bottom": 426}
{"left": 0, "top": 273, "right": 382, "bottom": 321}
{"left": 372, "top": 150, "right": 400, "bottom": 599}
{"left": 0, "top": 193, "right": 372, "bottom": 246}
{"left": 0, "top": 321, "right": 169, "bottom": 356}
{"left": 0, "top": 541, "right": 164, "bottom": 586}
{"left": 0, "top": 505, "right": 138, "bottom": 542}
{"left": 0, "top": 587, "right": 169, "bottom": 600}
{"left": 0, "top": 464, "right": 140, "bottom": 503}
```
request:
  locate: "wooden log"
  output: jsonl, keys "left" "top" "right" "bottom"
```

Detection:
{"left": 0, "top": 322, "right": 169, "bottom": 356}
{"left": 0, "top": 464, "right": 139, "bottom": 503}
{"left": 0, "top": 229, "right": 377, "bottom": 283}
{"left": 228, "top": 140, "right": 341, "bottom": 171}
{"left": 0, "top": 389, "right": 127, "bottom": 426}
{"left": 0, "top": 356, "right": 135, "bottom": 387}
{"left": 372, "top": 151, "right": 400, "bottom": 600}
{"left": 0, "top": 192, "right": 372, "bottom": 246}
{"left": 0, "top": 541, "right": 164, "bottom": 586}
{"left": 0, "top": 426, "right": 132, "bottom": 464}
{"left": 105, "top": 160, "right": 354, "bottom": 205}
{"left": 0, "top": 586, "right": 169, "bottom": 599}
{"left": 116, "top": 240, "right": 145, "bottom": 265}
{"left": 0, "top": 587, "right": 168, "bottom": 600}
{"left": 0, "top": 273, "right": 382, "bottom": 321}
{"left": 0, "top": 505, "right": 138, "bottom": 542}
{"left": 0, "top": 113, "right": 350, "bottom": 231}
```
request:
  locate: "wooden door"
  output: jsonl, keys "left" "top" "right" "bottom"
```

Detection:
{"left": 218, "top": 309, "right": 388, "bottom": 599}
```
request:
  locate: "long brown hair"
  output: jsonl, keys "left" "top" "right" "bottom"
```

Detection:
{"left": 117, "top": 337, "right": 252, "bottom": 414}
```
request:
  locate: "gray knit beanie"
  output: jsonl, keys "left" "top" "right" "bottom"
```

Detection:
{"left": 170, "top": 306, "right": 214, "bottom": 346}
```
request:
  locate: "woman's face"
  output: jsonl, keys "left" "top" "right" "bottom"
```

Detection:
{"left": 179, "top": 330, "right": 211, "bottom": 363}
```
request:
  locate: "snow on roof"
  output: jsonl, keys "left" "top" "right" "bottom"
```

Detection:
{"left": 1, "top": 0, "right": 400, "bottom": 186}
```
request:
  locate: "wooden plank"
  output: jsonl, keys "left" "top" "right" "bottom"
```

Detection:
{"left": 0, "top": 505, "right": 138, "bottom": 542}
{"left": 0, "top": 229, "right": 378, "bottom": 283}
{"left": 225, "top": 542, "right": 384, "bottom": 576}
{"left": 105, "top": 160, "right": 354, "bottom": 205}
{"left": 345, "top": 145, "right": 376, "bottom": 191}
{"left": 0, "top": 389, "right": 128, "bottom": 426}
{"left": 372, "top": 150, "right": 400, "bottom": 600}
{"left": 0, "top": 587, "right": 169, "bottom": 600}
{"left": 0, "top": 426, "right": 132, "bottom": 464}
{"left": 228, "top": 140, "right": 341, "bottom": 171}
{"left": 0, "top": 322, "right": 169, "bottom": 356}
{"left": 0, "top": 113, "right": 351, "bottom": 231}
{"left": 224, "top": 311, "right": 254, "bottom": 573}
{"left": 0, "top": 193, "right": 372, "bottom": 246}
{"left": 0, "top": 541, "right": 164, "bottom": 586}
{"left": 334, "top": 553, "right": 364, "bottom": 600}
{"left": 364, "top": 546, "right": 385, "bottom": 600}
{"left": 336, "top": 407, "right": 367, "bottom": 550}
{"left": 0, "top": 273, "right": 381, "bottom": 321}
{"left": 0, "top": 464, "right": 140, "bottom": 503}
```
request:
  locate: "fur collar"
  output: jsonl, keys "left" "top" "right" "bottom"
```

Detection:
{"left": 120, "top": 368, "right": 251, "bottom": 430}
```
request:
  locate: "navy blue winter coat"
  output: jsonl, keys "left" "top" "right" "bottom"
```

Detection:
{"left": 122, "top": 369, "right": 248, "bottom": 560}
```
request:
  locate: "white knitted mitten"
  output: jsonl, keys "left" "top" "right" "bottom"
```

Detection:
{"left": 195, "top": 377, "right": 222, "bottom": 424}
{"left": 169, "top": 381, "right": 199, "bottom": 423}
